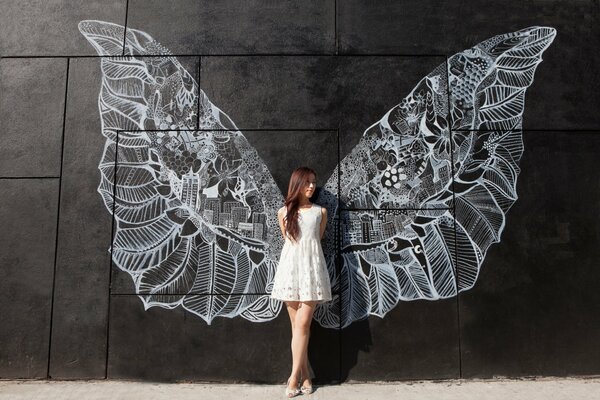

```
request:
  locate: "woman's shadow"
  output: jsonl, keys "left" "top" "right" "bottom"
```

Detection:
{"left": 308, "top": 188, "right": 373, "bottom": 385}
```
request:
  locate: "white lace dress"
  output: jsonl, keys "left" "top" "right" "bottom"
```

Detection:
{"left": 270, "top": 204, "right": 332, "bottom": 303}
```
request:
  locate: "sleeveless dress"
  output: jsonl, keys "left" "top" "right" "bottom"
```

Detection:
{"left": 270, "top": 203, "right": 332, "bottom": 303}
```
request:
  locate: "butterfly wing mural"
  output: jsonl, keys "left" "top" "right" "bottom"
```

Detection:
{"left": 80, "top": 20, "right": 555, "bottom": 328}
{"left": 314, "top": 27, "right": 556, "bottom": 328}
{"left": 79, "top": 20, "right": 285, "bottom": 324}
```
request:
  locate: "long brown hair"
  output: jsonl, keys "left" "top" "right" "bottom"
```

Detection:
{"left": 283, "top": 167, "right": 317, "bottom": 242}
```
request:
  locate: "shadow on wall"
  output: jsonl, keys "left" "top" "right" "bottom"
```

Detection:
{"left": 310, "top": 190, "right": 374, "bottom": 384}
{"left": 310, "top": 319, "right": 373, "bottom": 384}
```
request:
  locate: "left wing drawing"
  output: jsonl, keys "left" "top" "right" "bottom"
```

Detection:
{"left": 79, "top": 20, "right": 285, "bottom": 324}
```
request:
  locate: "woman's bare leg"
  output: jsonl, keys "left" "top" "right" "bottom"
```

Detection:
{"left": 291, "top": 301, "right": 316, "bottom": 389}
{"left": 300, "top": 308, "right": 314, "bottom": 387}
{"left": 285, "top": 301, "right": 300, "bottom": 391}
{"left": 301, "top": 357, "right": 311, "bottom": 388}
{"left": 286, "top": 302, "right": 311, "bottom": 382}
{"left": 285, "top": 301, "right": 299, "bottom": 332}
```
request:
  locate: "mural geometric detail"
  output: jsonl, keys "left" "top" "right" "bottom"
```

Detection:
{"left": 79, "top": 20, "right": 284, "bottom": 325}
{"left": 314, "top": 27, "right": 557, "bottom": 328}
{"left": 79, "top": 20, "right": 555, "bottom": 328}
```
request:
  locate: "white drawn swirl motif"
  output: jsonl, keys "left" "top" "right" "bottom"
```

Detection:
{"left": 79, "top": 20, "right": 555, "bottom": 328}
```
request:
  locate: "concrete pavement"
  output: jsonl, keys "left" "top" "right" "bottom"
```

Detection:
{"left": 1, "top": 377, "right": 600, "bottom": 400}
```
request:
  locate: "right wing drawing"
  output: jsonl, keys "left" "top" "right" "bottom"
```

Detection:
{"left": 314, "top": 27, "right": 556, "bottom": 328}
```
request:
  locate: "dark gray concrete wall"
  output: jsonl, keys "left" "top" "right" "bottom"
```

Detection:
{"left": 1, "top": 0, "right": 599, "bottom": 382}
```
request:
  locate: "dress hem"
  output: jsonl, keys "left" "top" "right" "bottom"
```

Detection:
{"left": 270, "top": 295, "right": 332, "bottom": 303}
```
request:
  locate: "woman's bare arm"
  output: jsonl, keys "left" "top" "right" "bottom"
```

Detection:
{"left": 278, "top": 206, "right": 287, "bottom": 240}
{"left": 319, "top": 207, "right": 327, "bottom": 240}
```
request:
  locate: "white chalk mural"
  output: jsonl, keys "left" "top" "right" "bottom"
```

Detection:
{"left": 79, "top": 20, "right": 555, "bottom": 328}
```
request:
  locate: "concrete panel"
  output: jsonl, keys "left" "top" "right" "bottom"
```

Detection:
{"left": 459, "top": 131, "right": 600, "bottom": 377}
{"left": 0, "top": 0, "right": 126, "bottom": 56}
{"left": 337, "top": 207, "right": 460, "bottom": 379}
{"left": 341, "top": 299, "right": 460, "bottom": 380}
{"left": 126, "top": 0, "right": 335, "bottom": 55}
{"left": 49, "top": 55, "right": 198, "bottom": 376}
{"left": 243, "top": 130, "right": 339, "bottom": 197}
{"left": 202, "top": 56, "right": 451, "bottom": 210}
{"left": 48, "top": 58, "right": 113, "bottom": 378}
{"left": 110, "top": 129, "right": 339, "bottom": 295}
{"left": 338, "top": 0, "right": 599, "bottom": 130}
{"left": 309, "top": 299, "right": 342, "bottom": 384}
{"left": 0, "top": 179, "right": 59, "bottom": 378}
{"left": 0, "top": 58, "right": 67, "bottom": 177}
{"left": 107, "top": 294, "right": 341, "bottom": 383}
{"left": 201, "top": 55, "right": 443, "bottom": 133}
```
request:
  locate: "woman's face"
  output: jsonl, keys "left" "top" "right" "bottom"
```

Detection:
{"left": 303, "top": 173, "right": 317, "bottom": 199}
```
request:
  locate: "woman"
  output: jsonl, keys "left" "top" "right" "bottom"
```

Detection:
{"left": 270, "top": 166, "right": 333, "bottom": 397}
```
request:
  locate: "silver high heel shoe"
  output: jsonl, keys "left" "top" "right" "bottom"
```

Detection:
{"left": 300, "top": 374, "right": 314, "bottom": 395}
{"left": 285, "top": 377, "right": 300, "bottom": 398}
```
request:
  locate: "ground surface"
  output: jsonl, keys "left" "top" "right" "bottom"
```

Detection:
{"left": 1, "top": 377, "right": 600, "bottom": 400}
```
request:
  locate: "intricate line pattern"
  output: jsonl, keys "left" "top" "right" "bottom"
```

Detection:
{"left": 314, "top": 27, "right": 556, "bottom": 328}
{"left": 80, "top": 20, "right": 284, "bottom": 324}
{"left": 80, "top": 20, "right": 555, "bottom": 328}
